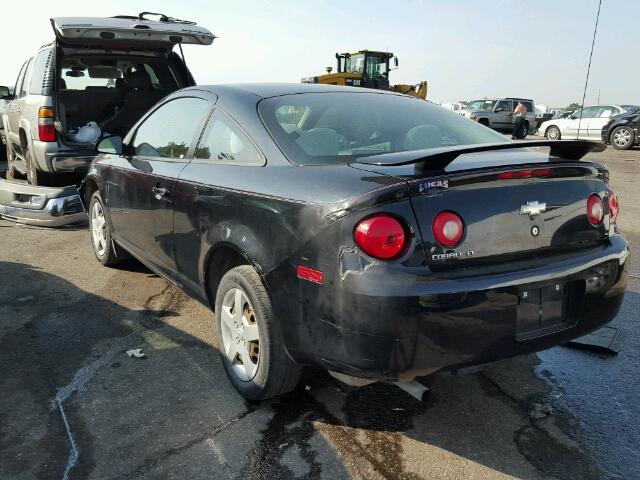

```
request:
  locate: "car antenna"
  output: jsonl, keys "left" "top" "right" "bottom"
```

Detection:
{"left": 577, "top": 0, "right": 602, "bottom": 138}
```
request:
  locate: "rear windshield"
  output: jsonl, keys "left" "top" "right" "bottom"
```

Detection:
{"left": 59, "top": 57, "right": 179, "bottom": 92}
{"left": 259, "top": 92, "right": 507, "bottom": 165}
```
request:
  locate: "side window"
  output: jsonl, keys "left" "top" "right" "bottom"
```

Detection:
{"left": 576, "top": 107, "right": 596, "bottom": 118}
{"left": 29, "top": 48, "right": 54, "bottom": 95}
{"left": 13, "top": 62, "right": 27, "bottom": 98}
{"left": 494, "top": 100, "right": 511, "bottom": 112}
{"left": 19, "top": 58, "right": 34, "bottom": 97}
{"left": 522, "top": 101, "right": 533, "bottom": 113}
{"left": 597, "top": 106, "right": 614, "bottom": 118}
{"left": 133, "top": 97, "right": 210, "bottom": 159}
{"left": 194, "top": 110, "right": 262, "bottom": 165}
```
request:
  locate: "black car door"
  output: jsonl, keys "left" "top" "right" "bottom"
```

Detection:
{"left": 173, "top": 108, "right": 265, "bottom": 295}
{"left": 107, "top": 96, "right": 211, "bottom": 276}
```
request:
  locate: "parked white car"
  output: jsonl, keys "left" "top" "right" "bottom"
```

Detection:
{"left": 538, "top": 104, "right": 635, "bottom": 140}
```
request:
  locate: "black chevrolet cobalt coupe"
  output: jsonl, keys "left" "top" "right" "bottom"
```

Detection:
{"left": 82, "top": 84, "right": 629, "bottom": 400}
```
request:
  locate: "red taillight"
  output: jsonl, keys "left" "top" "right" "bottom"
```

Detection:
{"left": 354, "top": 215, "right": 407, "bottom": 260}
{"left": 586, "top": 194, "right": 604, "bottom": 226}
{"left": 432, "top": 211, "right": 464, "bottom": 247}
{"left": 608, "top": 190, "right": 619, "bottom": 224}
{"left": 38, "top": 107, "right": 55, "bottom": 142}
{"left": 296, "top": 265, "right": 325, "bottom": 284}
{"left": 497, "top": 168, "right": 553, "bottom": 180}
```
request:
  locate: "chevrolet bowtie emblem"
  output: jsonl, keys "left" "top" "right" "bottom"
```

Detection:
{"left": 520, "top": 201, "right": 547, "bottom": 217}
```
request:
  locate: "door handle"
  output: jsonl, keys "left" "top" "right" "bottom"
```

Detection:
{"left": 152, "top": 185, "right": 169, "bottom": 200}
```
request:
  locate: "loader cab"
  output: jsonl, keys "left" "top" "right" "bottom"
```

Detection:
{"left": 336, "top": 50, "right": 395, "bottom": 90}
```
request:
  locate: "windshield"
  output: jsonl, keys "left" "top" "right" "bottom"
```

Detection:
{"left": 344, "top": 54, "right": 365, "bottom": 74}
{"left": 259, "top": 92, "right": 508, "bottom": 165}
{"left": 467, "top": 100, "right": 495, "bottom": 111}
{"left": 365, "top": 55, "right": 387, "bottom": 79}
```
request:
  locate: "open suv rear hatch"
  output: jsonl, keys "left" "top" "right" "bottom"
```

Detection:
{"left": 51, "top": 14, "right": 215, "bottom": 146}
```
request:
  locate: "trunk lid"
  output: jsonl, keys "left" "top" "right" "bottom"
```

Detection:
{"left": 351, "top": 142, "right": 611, "bottom": 270}
{"left": 51, "top": 15, "right": 215, "bottom": 50}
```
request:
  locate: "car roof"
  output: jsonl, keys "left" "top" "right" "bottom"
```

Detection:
{"left": 186, "top": 83, "right": 408, "bottom": 100}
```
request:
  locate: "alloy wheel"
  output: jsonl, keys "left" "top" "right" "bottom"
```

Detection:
{"left": 547, "top": 127, "right": 560, "bottom": 140}
{"left": 613, "top": 128, "right": 631, "bottom": 148}
{"left": 91, "top": 201, "right": 107, "bottom": 257}
{"left": 220, "top": 287, "right": 260, "bottom": 381}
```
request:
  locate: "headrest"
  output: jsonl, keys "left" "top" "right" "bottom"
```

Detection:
{"left": 128, "top": 70, "right": 152, "bottom": 90}
{"left": 404, "top": 125, "right": 442, "bottom": 151}
{"left": 296, "top": 128, "right": 339, "bottom": 156}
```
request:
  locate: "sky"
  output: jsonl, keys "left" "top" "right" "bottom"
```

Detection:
{"left": 1, "top": 0, "right": 637, "bottom": 108}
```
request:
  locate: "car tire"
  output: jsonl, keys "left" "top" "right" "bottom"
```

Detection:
{"left": 89, "top": 191, "right": 119, "bottom": 267}
{"left": 545, "top": 125, "right": 561, "bottom": 140}
{"left": 25, "top": 147, "right": 43, "bottom": 186}
{"left": 515, "top": 122, "right": 528, "bottom": 139}
{"left": 610, "top": 126, "right": 634, "bottom": 150}
{"left": 215, "top": 265, "right": 302, "bottom": 400}
{"left": 5, "top": 142, "right": 16, "bottom": 180}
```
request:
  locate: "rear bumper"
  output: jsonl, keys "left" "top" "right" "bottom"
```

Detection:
{"left": 0, "top": 173, "right": 86, "bottom": 227}
{"left": 46, "top": 153, "right": 94, "bottom": 173}
{"left": 30, "top": 139, "right": 95, "bottom": 173}
{"left": 280, "top": 236, "right": 629, "bottom": 380}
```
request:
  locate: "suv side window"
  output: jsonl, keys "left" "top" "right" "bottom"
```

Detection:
{"left": 494, "top": 100, "right": 512, "bottom": 112}
{"left": 14, "top": 62, "right": 27, "bottom": 98}
{"left": 194, "top": 109, "right": 263, "bottom": 165}
{"left": 522, "top": 101, "right": 533, "bottom": 113}
{"left": 29, "top": 48, "right": 54, "bottom": 95}
{"left": 133, "top": 97, "right": 210, "bottom": 159}
{"left": 19, "top": 58, "right": 34, "bottom": 97}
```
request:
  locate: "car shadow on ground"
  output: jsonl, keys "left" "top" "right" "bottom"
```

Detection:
{"left": 0, "top": 259, "right": 610, "bottom": 480}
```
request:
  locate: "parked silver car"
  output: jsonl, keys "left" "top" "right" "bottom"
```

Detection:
{"left": 0, "top": 14, "right": 215, "bottom": 185}
{"left": 462, "top": 97, "right": 537, "bottom": 138}
{"left": 538, "top": 104, "right": 636, "bottom": 141}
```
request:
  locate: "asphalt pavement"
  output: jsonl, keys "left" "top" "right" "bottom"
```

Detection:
{"left": 0, "top": 143, "right": 638, "bottom": 480}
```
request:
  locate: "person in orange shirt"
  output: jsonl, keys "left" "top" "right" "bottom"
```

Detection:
{"left": 512, "top": 101, "right": 528, "bottom": 139}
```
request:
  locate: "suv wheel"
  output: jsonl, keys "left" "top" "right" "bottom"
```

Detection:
{"left": 545, "top": 126, "right": 561, "bottom": 140}
{"left": 25, "top": 147, "right": 41, "bottom": 186}
{"left": 215, "top": 266, "right": 301, "bottom": 400}
{"left": 5, "top": 142, "right": 16, "bottom": 180}
{"left": 89, "top": 191, "right": 119, "bottom": 267}
{"left": 611, "top": 126, "right": 634, "bottom": 150}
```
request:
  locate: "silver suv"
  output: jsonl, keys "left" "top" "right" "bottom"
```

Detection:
{"left": 1, "top": 14, "right": 214, "bottom": 185}
{"left": 462, "top": 97, "right": 537, "bottom": 138}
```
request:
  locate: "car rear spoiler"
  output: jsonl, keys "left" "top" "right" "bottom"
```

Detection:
{"left": 355, "top": 140, "right": 606, "bottom": 171}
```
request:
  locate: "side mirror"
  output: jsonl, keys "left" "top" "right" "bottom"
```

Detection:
{"left": 96, "top": 135, "right": 124, "bottom": 155}
{"left": 570, "top": 115, "right": 577, "bottom": 120}
{"left": 0, "top": 86, "right": 11, "bottom": 100}
{"left": 495, "top": 107, "right": 503, "bottom": 112}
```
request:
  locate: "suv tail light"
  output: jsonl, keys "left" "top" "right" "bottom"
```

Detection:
{"left": 354, "top": 215, "right": 408, "bottom": 260}
{"left": 586, "top": 194, "right": 604, "bottom": 226}
{"left": 432, "top": 211, "right": 464, "bottom": 247}
{"left": 608, "top": 189, "right": 619, "bottom": 224}
{"left": 38, "top": 107, "right": 55, "bottom": 142}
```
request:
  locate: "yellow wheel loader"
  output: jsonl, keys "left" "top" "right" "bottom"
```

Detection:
{"left": 302, "top": 50, "right": 427, "bottom": 99}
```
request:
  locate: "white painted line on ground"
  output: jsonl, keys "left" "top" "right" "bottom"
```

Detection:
{"left": 57, "top": 400, "right": 79, "bottom": 480}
